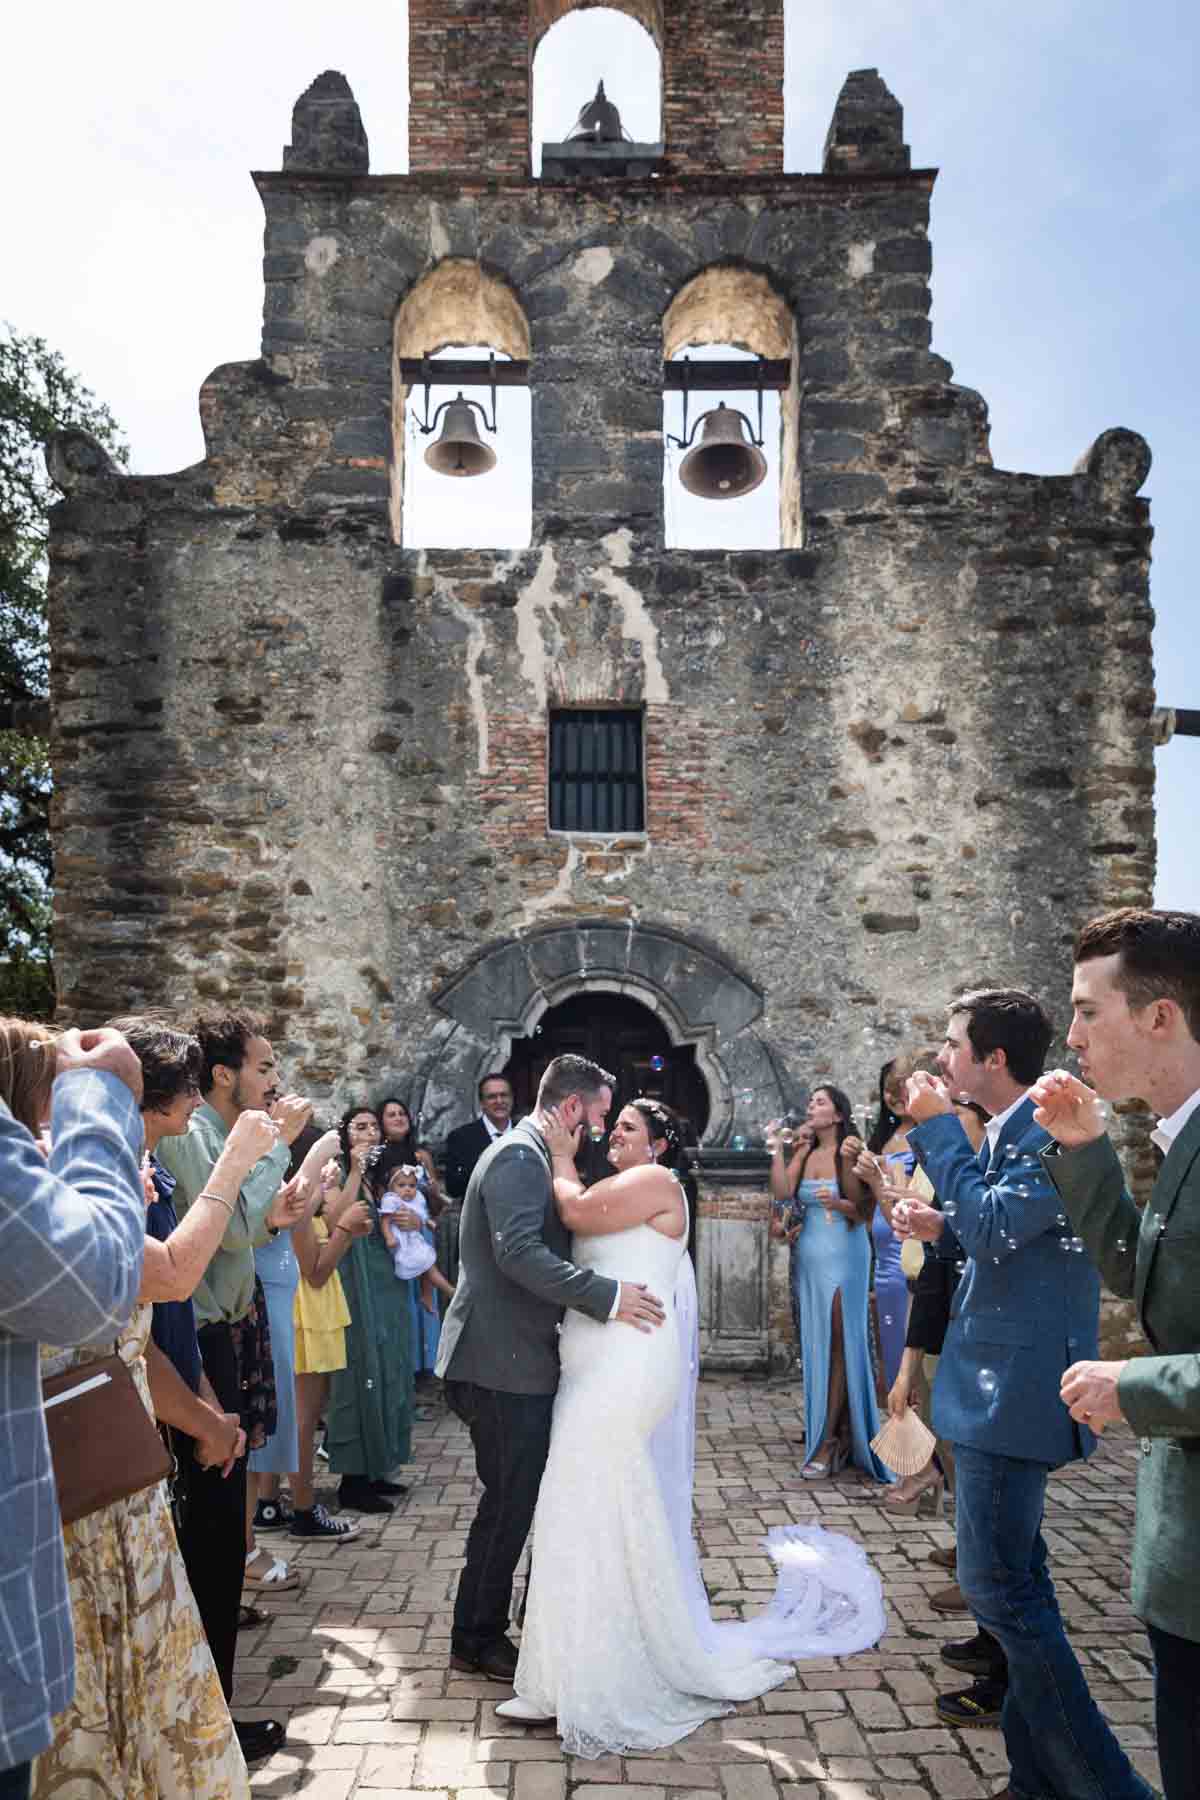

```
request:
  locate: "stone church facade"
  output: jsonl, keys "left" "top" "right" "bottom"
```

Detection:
{"left": 46, "top": 0, "right": 1155, "bottom": 1365}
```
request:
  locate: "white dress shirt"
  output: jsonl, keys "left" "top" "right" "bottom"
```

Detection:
{"left": 983, "top": 1088, "right": 1034, "bottom": 1160}
{"left": 1150, "top": 1086, "right": 1200, "bottom": 1156}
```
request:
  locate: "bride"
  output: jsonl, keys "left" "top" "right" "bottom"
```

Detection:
{"left": 496, "top": 1097, "right": 886, "bottom": 1757}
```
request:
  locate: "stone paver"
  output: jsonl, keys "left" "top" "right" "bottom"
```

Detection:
{"left": 242, "top": 1377, "right": 1161, "bottom": 1797}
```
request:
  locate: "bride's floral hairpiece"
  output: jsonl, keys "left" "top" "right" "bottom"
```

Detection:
{"left": 631, "top": 1098, "right": 685, "bottom": 1163}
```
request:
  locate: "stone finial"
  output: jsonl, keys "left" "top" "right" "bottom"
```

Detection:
{"left": 282, "top": 71, "right": 369, "bottom": 173}
{"left": 823, "top": 69, "right": 910, "bottom": 175}
{"left": 1075, "top": 427, "right": 1152, "bottom": 502}
{"left": 44, "top": 428, "right": 124, "bottom": 495}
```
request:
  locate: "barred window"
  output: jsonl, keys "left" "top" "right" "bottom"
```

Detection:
{"left": 548, "top": 709, "right": 645, "bottom": 834}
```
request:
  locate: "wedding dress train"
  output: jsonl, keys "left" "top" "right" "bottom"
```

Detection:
{"left": 511, "top": 1203, "right": 886, "bottom": 1757}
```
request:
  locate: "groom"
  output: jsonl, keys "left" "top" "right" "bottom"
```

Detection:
{"left": 437, "top": 1053, "right": 666, "bottom": 1681}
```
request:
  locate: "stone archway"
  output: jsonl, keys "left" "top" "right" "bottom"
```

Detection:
{"left": 415, "top": 917, "right": 796, "bottom": 1147}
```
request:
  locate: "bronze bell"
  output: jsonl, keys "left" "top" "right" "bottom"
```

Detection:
{"left": 424, "top": 395, "right": 497, "bottom": 478}
{"left": 569, "top": 80, "right": 625, "bottom": 144}
{"left": 678, "top": 404, "right": 767, "bottom": 500}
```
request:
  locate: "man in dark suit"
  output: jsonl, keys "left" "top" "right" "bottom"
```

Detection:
{"left": 443, "top": 1074, "right": 515, "bottom": 1201}
{"left": 1033, "top": 908, "right": 1200, "bottom": 1800}
{"left": 898, "top": 988, "right": 1152, "bottom": 1800}
{"left": 436, "top": 1054, "right": 665, "bottom": 1683}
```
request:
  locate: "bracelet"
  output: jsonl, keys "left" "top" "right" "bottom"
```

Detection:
{"left": 332, "top": 1223, "right": 352, "bottom": 1237}
{"left": 198, "top": 1190, "right": 235, "bottom": 1217}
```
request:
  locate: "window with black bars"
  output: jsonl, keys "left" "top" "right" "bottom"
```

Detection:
{"left": 548, "top": 709, "right": 645, "bottom": 834}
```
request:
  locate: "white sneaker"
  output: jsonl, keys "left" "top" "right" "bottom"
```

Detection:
{"left": 495, "top": 1697, "right": 555, "bottom": 1724}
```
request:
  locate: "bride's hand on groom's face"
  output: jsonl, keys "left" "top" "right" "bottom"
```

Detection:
{"left": 543, "top": 1104, "right": 583, "bottom": 1160}
{"left": 615, "top": 1282, "right": 667, "bottom": 1332}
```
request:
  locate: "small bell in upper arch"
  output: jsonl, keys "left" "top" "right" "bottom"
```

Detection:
{"left": 423, "top": 395, "right": 498, "bottom": 478}
{"left": 568, "top": 80, "right": 626, "bottom": 144}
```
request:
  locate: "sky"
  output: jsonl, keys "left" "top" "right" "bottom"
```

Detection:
{"left": 4, "top": 0, "right": 1196, "bottom": 906}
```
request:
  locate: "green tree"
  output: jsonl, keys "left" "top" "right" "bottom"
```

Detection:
{"left": 1, "top": 325, "right": 128, "bottom": 1016}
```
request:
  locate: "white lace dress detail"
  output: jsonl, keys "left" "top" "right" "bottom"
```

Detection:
{"left": 513, "top": 1205, "right": 886, "bottom": 1757}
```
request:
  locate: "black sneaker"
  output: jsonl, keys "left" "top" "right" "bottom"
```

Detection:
{"left": 935, "top": 1677, "right": 1007, "bottom": 1728}
{"left": 290, "top": 1503, "right": 361, "bottom": 1542}
{"left": 234, "top": 1717, "right": 286, "bottom": 1763}
{"left": 372, "top": 1478, "right": 409, "bottom": 1497}
{"left": 941, "top": 1631, "right": 1006, "bottom": 1680}
{"left": 253, "top": 1497, "right": 292, "bottom": 1533}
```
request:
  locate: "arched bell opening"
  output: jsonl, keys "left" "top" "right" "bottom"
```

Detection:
{"left": 662, "top": 266, "right": 801, "bottom": 550}
{"left": 530, "top": 5, "right": 662, "bottom": 177}
{"left": 391, "top": 260, "right": 532, "bottom": 548}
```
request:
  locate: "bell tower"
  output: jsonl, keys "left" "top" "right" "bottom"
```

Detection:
{"left": 45, "top": 3, "right": 1156, "bottom": 1370}
{"left": 407, "top": 0, "right": 783, "bottom": 178}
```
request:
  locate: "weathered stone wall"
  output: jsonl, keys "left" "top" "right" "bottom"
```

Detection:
{"left": 46, "top": 53, "right": 1156, "bottom": 1364}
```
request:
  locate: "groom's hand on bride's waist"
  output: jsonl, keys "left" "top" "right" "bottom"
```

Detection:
{"left": 615, "top": 1282, "right": 667, "bottom": 1332}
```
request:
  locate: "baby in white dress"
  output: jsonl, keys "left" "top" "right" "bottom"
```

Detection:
{"left": 378, "top": 1165, "right": 455, "bottom": 1312}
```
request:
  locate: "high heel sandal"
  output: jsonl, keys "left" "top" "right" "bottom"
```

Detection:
{"left": 802, "top": 1438, "right": 849, "bottom": 1480}
{"left": 883, "top": 1464, "right": 944, "bottom": 1516}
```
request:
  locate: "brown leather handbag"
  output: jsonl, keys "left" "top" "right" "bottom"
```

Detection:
{"left": 42, "top": 1351, "right": 172, "bottom": 1526}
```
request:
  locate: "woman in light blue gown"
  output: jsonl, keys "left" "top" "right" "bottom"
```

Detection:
{"left": 769, "top": 1085, "right": 891, "bottom": 1482}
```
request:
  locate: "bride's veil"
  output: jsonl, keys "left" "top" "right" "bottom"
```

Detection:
{"left": 649, "top": 1241, "right": 887, "bottom": 1661}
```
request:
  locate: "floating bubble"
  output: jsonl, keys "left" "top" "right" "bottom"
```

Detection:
{"left": 1115, "top": 1238, "right": 1127, "bottom": 1254}
{"left": 883, "top": 1315, "right": 893, "bottom": 1327}
{"left": 779, "top": 1128, "right": 796, "bottom": 1147}
{"left": 954, "top": 1261, "right": 966, "bottom": 1276}
{"left": 1015, "top": 1184, "right": 1030, "bottom": 1198}
{"left": 977, "top": 1368, "right": 998, "bottom": 1398}
{"left": 1006, "top": 1146, "right": 1019, "bottom": 1158}
{"left": 649, "top": 1054, "right": 665, "bottom": 1072}
{"left": 1055, "top": 1213, "right": 1068, "bottom": 1227}
{"left": 943, "top": 1200, "right": 958, "bottom": 1218}
{"left": 739, "top": 1087, "right": 755, "bottom": 1105}
{"left": 534, "top": 1025, "right": 543, "bottom": 1036}
{"left": 1071, "top": 1236, "right": 1085, "bottom": 1253}
{"left": 731, "top": 1134, "right": 747, "bottom": 1151}
{"left": 589, "top": 1125, "right": 606, "bottom": 1142}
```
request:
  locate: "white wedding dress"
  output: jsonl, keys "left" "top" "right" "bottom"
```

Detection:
{"left": 512, "top": 1199, "right": 887, "bottom": 1757}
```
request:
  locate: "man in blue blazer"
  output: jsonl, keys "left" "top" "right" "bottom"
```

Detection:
{"left": 899, "top": 988, "right": 1152, "bottom": 1800}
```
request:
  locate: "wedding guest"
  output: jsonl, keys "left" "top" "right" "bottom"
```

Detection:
{"left": 378, "top": 1097, "right": 443, "bottom": 1389}
{"left": 443, "top": 1075, "right": 514, "bottom": 1199}
{"left": 325, "top": 1107, "right": 415, "bottom": 1513}
{"left": 30, "top": 1014, "right": 263, "bottom": 1794}
{"left": 768, "top": 1085, "right": 888, "bottom": 1481}
{"left": 156, "top": 1013, "right": 311, "bottom": 1762}
{"left": 856, "top": 1055, "right": 922, "bottom": 1390}
{"left": 0, "top": 1024, "right": 145, "bottom": 1800}
{"left": 289, "top": 1155, "right": 374, "bottom": 1540}
{"left": 898, "top": 988, "right": 1151, "bottom": 1800}
{"left": 1033, "top": 907, "right": 1200, "bottom": 1800}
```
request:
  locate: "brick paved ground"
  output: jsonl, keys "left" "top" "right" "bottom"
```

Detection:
{"left": 237, "top": 1376, "right": 1161, "bottom": 1799}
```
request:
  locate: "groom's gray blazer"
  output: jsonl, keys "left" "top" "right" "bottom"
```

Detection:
{"left": 435, "top": 1116, "right": 619, "bottom": 1395}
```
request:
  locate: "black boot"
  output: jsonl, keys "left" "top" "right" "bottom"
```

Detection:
{"left": 338, "top": 1476, "right": 393, "bottom": 1514}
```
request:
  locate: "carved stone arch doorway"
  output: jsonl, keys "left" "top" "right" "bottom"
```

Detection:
{"left": 418, "top": 918, "right": 795, "bottom": 1150}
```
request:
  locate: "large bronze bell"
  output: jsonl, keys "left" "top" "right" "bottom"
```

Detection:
{"left": 678, "top": 404, "right": 767, "bottom": 499}
{"left": 424, "top": 395, "right": 497, "bottom": 478}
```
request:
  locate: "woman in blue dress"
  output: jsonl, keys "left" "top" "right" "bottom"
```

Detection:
{"left": 769, "top": 1085, "right": 890, "bottom": 1482}
{"left": 857, "top": 1056, "right": 921, "bottom": 1393}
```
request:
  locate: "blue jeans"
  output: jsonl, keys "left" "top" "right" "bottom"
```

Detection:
{"left": 953, "top": 1443, "right": 1155, "bottom": 1800}
{"left": 1146, "top": 1621, "right": 1200, "bottom": 1800}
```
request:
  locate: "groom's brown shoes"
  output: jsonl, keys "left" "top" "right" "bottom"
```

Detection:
{"left": 450, "top": 1637, "right": 519, "bottom": 1682}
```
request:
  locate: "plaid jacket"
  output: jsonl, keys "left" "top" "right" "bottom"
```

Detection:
{"left": 0, "top": 1070, "right": 145, "bottom": 1771}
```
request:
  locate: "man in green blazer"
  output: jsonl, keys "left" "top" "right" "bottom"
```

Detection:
{"left": 1032, "top": 907, "right": 1200, "bottom": 1800}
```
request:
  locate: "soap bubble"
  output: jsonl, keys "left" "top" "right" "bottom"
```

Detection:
{"left": 1115, "top": 1238, "right": 1127, "bottom": 1254}
{"left": 731, "top": 1134, "right": 747, "bottom": 1151}
{"left": 739, "top": 1087, "right": 755, "bottom": 1105}
{"left": 1015, "top": 1184, "right": 1030, "bottom": 1198}
{"left": 589, "top": 1125, "right": 606, "bottom": 1142}
{"left": 1070, "top": 1236, "right": 1085, "bottom": 1254}
{"left": 943, "top": 1200, "right": 958, "bottom": 1218}
{"left": 649, "top": 1054, "right": 665, "bottom": 1073}
{"left": 883, "top": 1315, "right": 893, "bottom": 1327}
{"left": 1055, "top": 1213, "right": 1067, "bottom": 1227}
{"left": 534, "top": 1024, "right": 543, "bottom": 1036}
{"left": 977, "top": 1368, "right": 998, "bottom": 1398}
{"left": 954, "top": 1261, "right": 965, "bottom": 1276}
{"left": 1006, "top": 1146, "right": 1018, "bottom": 1159}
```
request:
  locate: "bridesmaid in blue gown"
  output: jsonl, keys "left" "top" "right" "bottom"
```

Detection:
{"left": 769, "top": 1085, "right": 891, "bottom": 1482}
{"left": 856, "top": 1057, "right": 924, "bottom": 1391}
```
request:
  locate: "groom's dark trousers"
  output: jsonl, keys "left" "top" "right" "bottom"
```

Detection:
{"left": 445, "top": 1382, "right": 554, "bottom": 1657}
